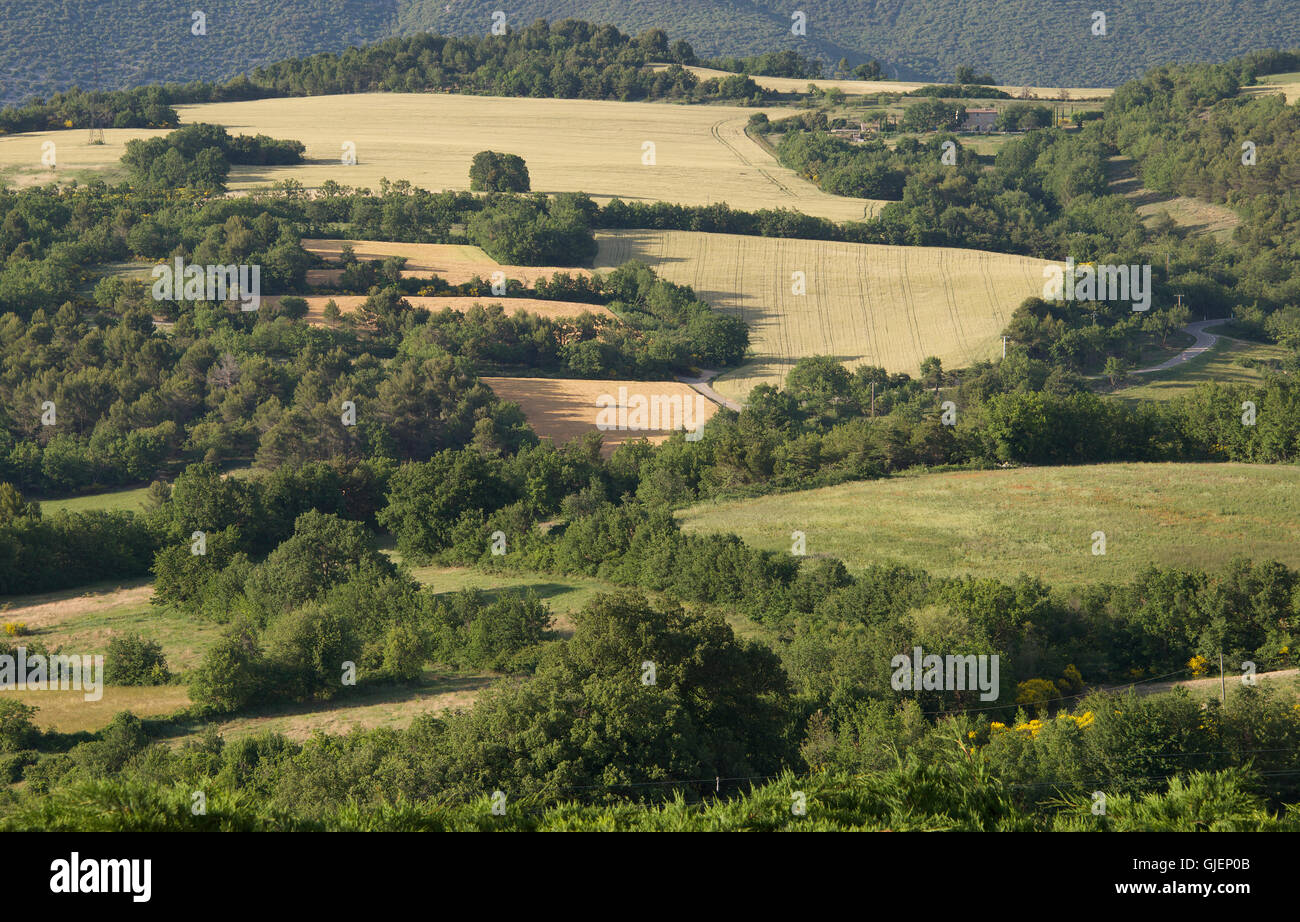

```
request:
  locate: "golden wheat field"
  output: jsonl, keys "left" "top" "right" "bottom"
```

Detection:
{"left": 1243, "top": 71, "right": 1300, "bottom": 103}
{"left": 594, "top": 229, "right": 1056, "bottom": 401}
{"left": 265, "top": 294, "right": 616, "bottom": 325}
{"left": 481, "top": 376, "right": 719, "bottom": 455}
{"left": 301, "top": 237, "right": 594, "bottom": 287}
{"left": 664, "top": 65, "right": 1114, "bottom": 101}
{"left": 0, "top": 94, "right": 883, "bottom": 221}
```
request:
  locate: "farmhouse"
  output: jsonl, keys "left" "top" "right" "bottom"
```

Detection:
{"left": 960, "top": 107, "right": 998, "bottom": 131}
{"left": 829, "top": 121, "right": 870, "bottom": 143}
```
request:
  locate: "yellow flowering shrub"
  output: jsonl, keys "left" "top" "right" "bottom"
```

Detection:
{"left": 1015, "top": 678, "right": 1058, "bottom": 712}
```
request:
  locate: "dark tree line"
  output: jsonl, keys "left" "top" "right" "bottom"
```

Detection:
{"left": 0, "top": 20, "right": 766, "bottom": 135}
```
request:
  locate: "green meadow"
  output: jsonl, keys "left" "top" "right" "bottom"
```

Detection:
{"left": 678, "top": 462, "right": 1300, "bottom": 586}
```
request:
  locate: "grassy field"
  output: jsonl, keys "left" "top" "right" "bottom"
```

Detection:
{"left": 1135, "top": 195, "right": 1241, "bottom": 240}
{"left": 4, "top": 686, "right": 193, "bottom": 734}
{"left": 266, "top": 294, "right": 616, "bottom": 325}
{"left": 0, "top": 94, "right": 881, "bottom": 221}
{"left": 1115, "top": 335, "right": 1292, "bottom": 401}
{"left": 34, "top": 463, "right": 252, "bottom": 515}
{"left": 481, "top": 376, "right": 719, "bottom": 455}
{"left": 678, "top": 463, "right": 1300, "bottom": 586}
{"left": 37, "top": 484, "right": 151, "bottom": 515}
{"left": 162, "top": 671, "right": 492, "bottom": 743}
{"left": 0, "top": 129, "right": 136, "bottom": 189}
{"left": 594, "top": 229, "right": 1055, "bottom": 400}
{"left": 1107, "top": 155, "right": 1241, "bottom": 240}
{"left": 0, "top": 580, "right": 221, "bottom": 674}
{"left": 665, "top": 65, "right": 1114, "bottom": 101}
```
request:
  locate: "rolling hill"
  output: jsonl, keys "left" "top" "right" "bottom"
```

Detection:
{"left": 4, "top": 0, "right": 1300, "bottom": 104}
{"left": 0, "top": 94, "right": 874, "bottom": 221}
{"left": 677, "top": 462, "right": 1300, "bottom": 586}
{"left": 594, "top": 229, "right": 1055, "bottom": 400}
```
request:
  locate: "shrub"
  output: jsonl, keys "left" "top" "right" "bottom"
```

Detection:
{"left": 0, "top": 699, "right": 39, "bottom": 752}
{"left": 104, "top": 634, "right": 171, "bottom": 686}
{"left": 189, "top": 620, "right": 263, "bottom": 713}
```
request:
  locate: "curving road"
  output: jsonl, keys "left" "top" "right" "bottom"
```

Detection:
{"left": 1131, "top": 319, "right": 1222, "bottom": 374}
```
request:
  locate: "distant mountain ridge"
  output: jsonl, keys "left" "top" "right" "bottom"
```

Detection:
{"left": 4, "top": 0, "right": 1300, "bottom": 104}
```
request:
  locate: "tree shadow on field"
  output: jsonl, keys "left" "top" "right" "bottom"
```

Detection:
{"left": 596, "top": 230, "right": 692, "bottom": 267}
{"left": 228, "top": 164, "right": 311, "bottom": 184}
{"left": 429, "top": 582, "right": 577, "bottom": 607}
{"left": 151, "top": 673, "right": 496, "bottom": 742}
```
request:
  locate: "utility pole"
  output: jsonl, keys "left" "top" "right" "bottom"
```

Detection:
{"left": 1002, "top": 336, "right": 1007, "bottom": 359}
{"left": 870, "top": 381, "right": 876, "bottom": 417}
{"left": 1220, "top": 651, "right": 1226, "bottom": 703}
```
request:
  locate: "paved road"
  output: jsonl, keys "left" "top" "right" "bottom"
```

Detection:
{"left": 1131, "top": 319, "right": 1223, "bottom": 374}
{"left": 677, "top": 369, "right": 744, "bottom": 413}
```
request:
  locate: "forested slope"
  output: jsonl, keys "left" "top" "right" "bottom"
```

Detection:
{"left": 5, "top": 0, "right": 1300, "bottom": 104}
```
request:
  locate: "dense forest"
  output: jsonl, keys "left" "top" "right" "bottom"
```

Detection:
{"left": 5, "top": 0, "right": 1300, "bottom": 105}
{"left": 404, "top": 0, "right": 1300, "bottom": 86}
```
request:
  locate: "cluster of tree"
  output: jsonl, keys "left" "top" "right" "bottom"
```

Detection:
{"left": 899, "top": 97, "right": 967, "bottom": 131}
{"left": 0, "top": 182, "right": 322, "bottom": 321}
{"left": 771, "top": 126, "right": 971, "bottom": 199}
{"left": 0, "top": 185, "right": 754, "bottom": 497}
{"left": 0, "top": 506, "right": 154, "bottom": 594}
{"left": 955, "top": 66, "right": 997, "bottom": 85}
{"left": 465, "top": 194, "right": 596, "bottom": 265}
{"left": 0, "top": 155, "right": 1181, "bottom": 370}
{"left": 0, "top": 458, "right": 391, "bottom": 594}
{"left": 995, "top": 103, "right": 1054, "bottom": 131}
{"left": 4, "top": 588, "right": 793, "bottom": 811}
{"left": 4, "top": 309, "right": 1296, "bottom": 577}
{"left": 165, "top": 511, "right": 555, "bottom": 712}
{"left": 0, "top": 85, "right": 178, "bottom": 134}
{"left": 1102, "top": 60, "right": 1300, "bottom": 332}
{"left": 104, "top": 634, "right": 171, "bottom": 686}
{"left": 121, "top": 124, "right": 304, "bottom": 193}
{"left": 707, "top": 50, "right": 823, "bottom": 79}
{"left": 392, "top": 263, "right": 747, "bottom": 376}
{"left": 908, "top": 84, "right": 1010, "bottom": 99}
{"left": 0, "top": 288, "right": 536, "bottom": 493}
{"left": 468, "top": 151, "right": 531, "bottom": 193}
{"left": 810, "top": 684, "right": 1300, "bottom": 808}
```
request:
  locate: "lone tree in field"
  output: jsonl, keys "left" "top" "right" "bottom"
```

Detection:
{"left": 469, "top": 151, "right": 530, "bottom": 192}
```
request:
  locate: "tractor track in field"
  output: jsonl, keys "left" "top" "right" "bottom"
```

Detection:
{"left": 711, "top": 117, "right": 797, "bottom": 198}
